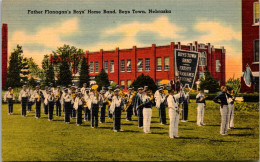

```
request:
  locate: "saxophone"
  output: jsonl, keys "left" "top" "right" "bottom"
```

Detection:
{"left": 124, "top": 91, "right": 137, "bottom": 111}
{"left": 82, "top": 96, "right": 88, "bottom": 108}
{"left": 55, "top": 91, "right": 60, "bottom": 100}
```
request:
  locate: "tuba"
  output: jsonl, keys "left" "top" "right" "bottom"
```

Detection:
{"left": 91, "top": 84, "right": 99, "bottom": 101}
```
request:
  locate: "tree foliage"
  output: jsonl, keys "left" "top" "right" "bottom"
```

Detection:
{"left": 199, "top": 68, "right": 220, "bottom": 93}
{"left": 79, "top": 57, "right": 90, "bottom": 87}
{"left": 131, "top": 74, "right": 157, "bottom": 93}
{"left": 27, "top": 77, "right": 37, "bottom": 88}
{"left": 41, "top": 55, "right": 55, "bottom": 87}
{"left": 6, "top": 45, "right": 23, "bottom": 88}
{"left": 27, "top": 57, "right": 44, "bottom": 79}
{"left": 226, "top": 78, "right": 241, "bottom": 92}
{"left": 57, "top": 59, "right": 72, "bottom": 86}
{"left": 95, "top": 69, "right": 110, "bottom": 91}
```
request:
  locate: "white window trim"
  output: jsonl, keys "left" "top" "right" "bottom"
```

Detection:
{"left": 145, "top": 58, "right": 150, "bottom": 72}
{"left": 164, "top": 57, "right": 170, "bottom": 71}
{"left": 253, "top": 2, "right": 259, "bottom": 26}
{"left": 89, "top": 61, "right": 94, "bottom": 73}
{"left": 120, "top": 60, "right": 125, "bottom": 72}
{"left": 199, "top": 51, "right": 207, "bottom": 67}
{"left": 137, "top": 59, "right": 143, "bottom": 72}
{"left": 104, "top": 61, "right": 108, "bottom": 73}
{"left": 156, "top": 57, "right": 162, "bottom": 71}
{"left": 110, "top": 61, "right": 114, "bottom": 73}
{"left": 126, "top": 60, "right": 131, "bottom": 72}
{"left": 94, "top": 61, "right": 99, "bottom": 73}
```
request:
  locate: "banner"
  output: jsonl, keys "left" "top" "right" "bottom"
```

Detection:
{"left": 175, "top": 49, "right": 200, "bottom": 89}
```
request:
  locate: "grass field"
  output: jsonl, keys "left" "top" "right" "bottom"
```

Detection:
{"left": 2, "top": 100, "right": 259, "bottom": 161}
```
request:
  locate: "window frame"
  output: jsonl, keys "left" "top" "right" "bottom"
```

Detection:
{"left": 156, "top": 57, "right": 162, "bottom": 71}
{"left": 137, "top": 58, "right": 143, "bottom": 72}
{"left": 110, "top": 60, "right": 114, "bottom": 73}
{"left": 94, "top": 61, "right": 99, "bottom": 73}
{"left": 126, "top": 59, "right": 131, "bottom": 72}
{"left": 145, "top": 58, "right": 150, "bottom": 72}
{"left": 199, "top": 51, "right": 207, "bottom": 67}
{"left": 104, "top": 61, "right": 108, "bottom": 73}
{"left": 216, "top": 59, "right": 221, "bottom": 72}
{"left": 127, "top": 80, "right": 132, "bottom": 88}
{"left": 120, "top": 60, "right": 125, "bottom": 72}
{"left": 164, "top": 57, "right": 169, "bottom": 71}
{"left": 89, "top": 61, "right": 94, "bottom": 73}
{"left": 253, "top": 2, "right": 259, "bottom": 26}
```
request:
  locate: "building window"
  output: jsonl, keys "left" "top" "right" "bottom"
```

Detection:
{"left": 120, "top": 60, "right": 125, "bottom": 72}
{"left": 127, "top": 80, "right": 132, "bottom": 88}
{"left": 254, "top": 2, "right": 259, "bottom": 25}
{"left": 156, "top": 57, "right": 162, "bottom": 71}
{"left": 164, "top": 57, "right": 169, "bottom": 71}
{"left": 199, "top": 71, "right": 204, "bottom": 79}
{"left": 137, "top": 59, "right": 143, "bottom": 72}
{"left": 120, "top": 80, "right": 125, "bottom": 89}
{"left": 254, "top": 40, "right": 259, "bottom": 62}
{"left": 110, "top": 60, "right": 114, "bottom": 73}
{"left": 104, "top": 61, "right": 108, "bottom": 73}
{"left": 199, "top": 51, "right": 207, "bottom": 66}
{"left": 145, "top": 58, "right": 150, "bottom": 72}
{"left": 95, "top": 61, "right": 99, "bottom": 73}
{"left": 127, "top": 59, "right": 131, "bottom": 72}
{"left": 216, "top": 60, "right": 221, "bottom": 72}
{"left": 89, "top": 61, "right": 93, "bottom": 73}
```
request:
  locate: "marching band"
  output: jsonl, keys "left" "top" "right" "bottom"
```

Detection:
{"left": 4, "top": 81, "right": 237, "bottom": 138}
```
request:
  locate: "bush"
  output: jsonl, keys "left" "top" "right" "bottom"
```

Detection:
{"left": 131, "top": 74, "right": 157, "bottom": 93}
{"left": 234, "top": 102, "right": 259, "bottom": 111}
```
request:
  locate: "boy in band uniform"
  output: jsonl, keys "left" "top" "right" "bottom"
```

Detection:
{"left": 125, "top": 87, "right": 134, "bottom": 121}
{"left": 110, "top": 89, "right": 124, "bottom": 132}
{"left": 27, "top": 86, "right": 34, "bottom": 113}
{"left": 19, "top": 85, "right": 29, "bottom": 117}
{"left": 42, "top": 86, "right": 49, "bottom": 115}
{"left": 54, "top": 86, "right": 62, "bottom": 116}
{"left": 47, "top": 90, "right": 55, "bottom": 121}
{"left": 105, "top": 86, "right": 113, "bottom": 119}
{"left": 142, "top": 90, "right": 154, "bottom": 133}
{"left": 155, "top": 87, "right": 167, "bottom": 125}
{"left": 196, "top": 89, "right": 206, "bottom": 126}
{"left": 167, "top": 89, "right": 182, "bottom": 139}
{"left": 74, "top": 92, "right": 83, "bottom": 126}
{"left": 83, "top": 88, "right": 91, "bottom": 121}
{"left": 99, "top": 90, "right": 106, "bottom": 123}
{"left": 4, "top": 87, "right": 15, "bottom": 115}
{"left": 88, "top": 89, "right": 101, "bottom": 128}
{"left": 33, "top": 86, "right": 42, "bottom": 119}
{"left": 133, "top": 87, "right": 144, "bottom": 128}
{"left": 62, "top": 89, "right": 72, "bottom": 124}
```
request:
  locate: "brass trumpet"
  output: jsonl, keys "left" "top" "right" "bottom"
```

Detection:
{"left": 124, "top": 91, "right": 137, "bottom": 111}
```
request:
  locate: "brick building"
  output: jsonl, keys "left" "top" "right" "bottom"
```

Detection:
{"left": 2, "top": 24, "right": 8, "bottom": 88}
{"left": 85, "top": 41, "right": 226, "bottom": 90}
{"left": 241, "top": 0, "right": 259, "bottom": 93}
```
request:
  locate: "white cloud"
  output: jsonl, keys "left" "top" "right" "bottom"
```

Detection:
{"left": 9, "top": 17, "right": 79, "bottom": 50}
{"left": 194, "top": 21, "right": 241, "bottom": 43}
{"left": 85, "top": 16, "right": 185, "bottom": 51}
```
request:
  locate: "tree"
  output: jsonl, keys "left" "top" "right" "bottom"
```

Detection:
{"left": 131, "top": 74, "right": 157, "bottom": 93}
{"left": 95, "top": 69, "right": 110, "bottom": 91}
{"left": 41, "top": 55, "right": 55, "bottom": 87}
{"left": 79, "top": 57, "right": 90, "bottom": 87}
{"left": 20, "top": 57, "right": 30, "bottom": 85}
{"left": 57, "top": 59, "right": 72, "bottom": 86}
{"left": 27, "top": 77, "right": 37, "bottom": 88}
{"left": 27, "top": 57, "right": 44, "bottom": 79}
{"left": 226, "top": 78, "right": 241, "bottom": 92}
{"left": 199, "top": 68, "right": 220, "bottom": 93}
{"left": 6, "top": 45, "right": 23, "bottom": 88}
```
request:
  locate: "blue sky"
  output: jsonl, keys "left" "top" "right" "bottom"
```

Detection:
{"left": 2, "top": 0, "right": 242, "bottom": 79}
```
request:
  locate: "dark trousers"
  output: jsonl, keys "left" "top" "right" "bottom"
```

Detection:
{"left": 126, "top": 105, "right": 133, "bottom": 121}
{"left": 56, "top": 101, "right": 61, "bottom": 116}
{"left": 182, "top": 101, "right": 189, "bottom": 120}
{"left": 64, "top": 102, "right": 71, "bottom": 123}
{"left": 133, "top": 107, "right": 137, "bottom": 116}
{"left": 35, "top": 100, "right": 41, "bottom": 118}
{"left": 137, "top": 108, "right": 143, "bottom": 127}
{"left": 21, "top": 97, "right": 28, "bottom": 116}
{"left": 113, "top": 107, "right": 122, "bottom": 130}
{"left": 7, "top": 98, "right": 13, "bottom": 114}
{"left": 84, "top": 107, "right": 91, "bottom": 121}
{"left": 159, "top": 104, "right": 166, "bottom": 124}
{"left": 71, "top": 104, "right": 76, "bottom": 118}
{"left": 27, "top": 101, "right": 33, "bottom": 112}
{"left": 107, "top": 105, "right": 113, "bottom": 118}
{"left": 43, "top": 103, "right": 48, "bottom": 115}
{"left": 76, "top": 106, "right": 83, "bottom": 125}
{"left": 91, "top": 104, "right": 99, "bottom": 127}
{"left": 63, "top": 103, "right": 65, "bottom": 113}
{"left": 48, "top": 102, "right": 54, "bottom": 120}
{"left": 100, "top": 104, "right": 106, "bottom": 123}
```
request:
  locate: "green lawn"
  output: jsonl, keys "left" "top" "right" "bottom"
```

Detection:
{"left": 2, "top": 100, "right": 259, "bottom": 161}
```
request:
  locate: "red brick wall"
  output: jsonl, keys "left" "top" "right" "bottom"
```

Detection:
{"left": 2, "top": 24, "right": 8, "bottom": 88}
{"left": 85, "top": 41, "right": 226, "bottom": 90}
{"left": 241, "top": 0, "right": 259, "bottom": 93}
